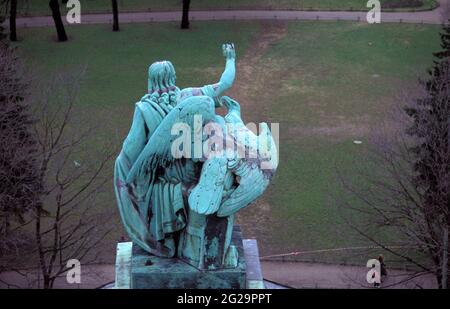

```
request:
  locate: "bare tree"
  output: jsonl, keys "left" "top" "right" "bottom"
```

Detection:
{"left": 112, "top": 0, "right": 119, "bottom": 32}
{"left": 336, "top": 61, "right": 450, "bottom": 288}
{"left": 0, "top": 67, "right": 115, "bottom": 289}
{"left": 0, "top": 0, "right": 19, "bottom": 41}
{"left": 29, "top": 70, "right": 114, "bottom": 288}
{"left": 181, "top": 0, "right": 191, "bottom": 29}
{"left": 8, "top": 0, "right": 17, "bottom": 41}
{"left": 49, "top": 0, "right": 68, "bottom": 42}
{"left": 9, "top": 0, "right": 17, "bottom": 42}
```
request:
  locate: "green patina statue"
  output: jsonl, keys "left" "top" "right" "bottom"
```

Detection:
{"left": 114, "top": 44, "right": 278, "bottom": 271}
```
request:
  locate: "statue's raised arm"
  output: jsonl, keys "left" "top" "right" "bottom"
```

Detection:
{"left": 179, "top": 43, "right": 236, "bottom": 106}
{"left": 214, "top": 43, "right": 236, "bottom": 98}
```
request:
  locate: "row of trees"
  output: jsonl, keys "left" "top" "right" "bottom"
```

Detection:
{"left": 1, "top": 0, "right": 68, "bottom": 41}
{"left": 2, "top": 0, "right": 193, "bottom": 42}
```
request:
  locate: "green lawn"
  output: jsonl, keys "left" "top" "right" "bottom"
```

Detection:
{"left": 13, "top": 20, "right": 440, "bottom": 265}
{"left": 19, "top": 0, "right": 439, "bottom": 16}
{"left": 259, "top": 21, "right": 440, "bottom": 261}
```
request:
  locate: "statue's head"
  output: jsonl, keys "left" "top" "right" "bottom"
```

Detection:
{"left": 148, "top": 61, "right": 176, "bottom": 94}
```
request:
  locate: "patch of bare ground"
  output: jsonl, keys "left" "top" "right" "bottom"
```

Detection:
{"left": 230, "top": 22, "right": 287, "bottom": 253}
{"left": 228, "top": 21, "right": 288, "bottom": 123}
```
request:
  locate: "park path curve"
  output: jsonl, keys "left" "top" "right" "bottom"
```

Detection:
{"left": 6, "top": 0, "right": 450, "bottom": 28}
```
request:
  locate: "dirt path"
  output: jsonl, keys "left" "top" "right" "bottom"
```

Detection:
{"left": 229, "top": 21, "right": 287, "bottom": 123}
{"left": 229, "top": 22, "right": 287, "bottom": 249}
{"left": 6, "top": 1, "right": 450, "bottom": 28}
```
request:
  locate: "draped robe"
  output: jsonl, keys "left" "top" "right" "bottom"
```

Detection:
{"left": 114, "top": 85, "right": 218, "bottom": 257}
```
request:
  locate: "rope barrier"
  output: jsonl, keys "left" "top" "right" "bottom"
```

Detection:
{"left": 260, "top": 245, "right": 418, "bottom": 259}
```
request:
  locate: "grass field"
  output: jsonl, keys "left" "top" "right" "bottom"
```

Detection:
{"left": 19, "top": 0, "right": 439, "bottom": 16}
{"left": 12, "top": 20, "right": 441, "bottom": 265}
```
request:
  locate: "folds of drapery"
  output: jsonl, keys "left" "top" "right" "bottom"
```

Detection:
{"left": 114, "top": 100, "right": 186, "bottom": 258}
{"left": 114, "top": 86, "right": 226, "bottom": 258}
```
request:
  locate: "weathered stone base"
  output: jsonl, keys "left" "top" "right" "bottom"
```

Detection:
{"left": 114, "top": 227, "right": 265, "bottom": 289}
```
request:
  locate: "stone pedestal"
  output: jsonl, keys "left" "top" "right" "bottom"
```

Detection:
{"left": 114, "top": 227, "right": 265, "bottom": 289}
{"left": 178, "top": 211, "right": 237, "bottom": 271}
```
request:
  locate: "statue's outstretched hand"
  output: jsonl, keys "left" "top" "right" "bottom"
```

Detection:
{"left": 222, "top": 43, "right": 236, "bottom": 60}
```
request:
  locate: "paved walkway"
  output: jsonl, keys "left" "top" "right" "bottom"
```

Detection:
{"left": 262, "top": 261, "right": 437, "bottom": 289}
{"left": 0, "top": 261, "right": 436, "bottom": 289}
{"left": 6, "top": 0, "right": 450, "bottom": 28}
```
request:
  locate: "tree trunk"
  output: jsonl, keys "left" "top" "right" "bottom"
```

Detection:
{"left": 112, "top": 0, "right": 119, "bottom": 32}
{"left": 9, "top": 0, "right": 17, "bottom": 41}
{"left": 181, "top": 0, "right": 191, "bottom": 29}
{"left": 49, "top": 0, "right": 68, "bottom": 42}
